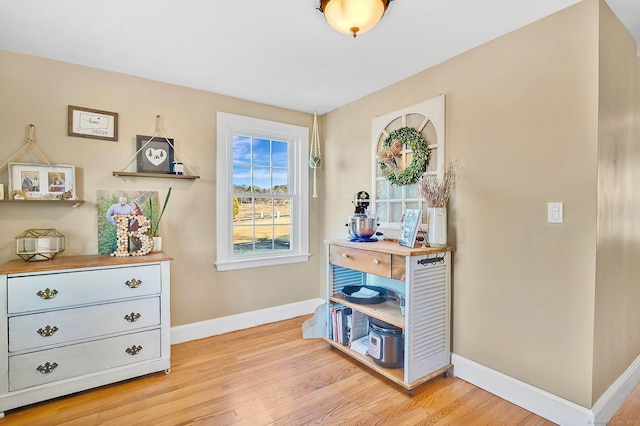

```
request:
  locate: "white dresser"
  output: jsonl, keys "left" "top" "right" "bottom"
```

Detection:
{"left": 0, "top": 252, "right": 172, "bottom": 417}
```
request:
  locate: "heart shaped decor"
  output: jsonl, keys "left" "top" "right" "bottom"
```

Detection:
{"left": 145, "top": 148, "right": 167, "bottom": 166}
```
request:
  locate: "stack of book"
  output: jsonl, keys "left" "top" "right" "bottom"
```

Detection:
{"left": 329, "top": 304, "right": 369, "bottom": 346}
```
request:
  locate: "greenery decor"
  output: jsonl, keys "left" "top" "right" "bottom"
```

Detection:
{"left": 419, "top": 163, "right": 456, "bottom": 207}
{"left": 378, "top": 126, "right": 430, "bottom": 186}
{"left": 149, "top": 187, "right": 172, "bottom": 237}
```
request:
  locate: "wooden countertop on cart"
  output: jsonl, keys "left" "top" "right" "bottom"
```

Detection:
{"left": 0, "top": 252, "right": 173, "bottom": 275}
{"left": 324, "top": 239, "right": 454, "bottom": 256}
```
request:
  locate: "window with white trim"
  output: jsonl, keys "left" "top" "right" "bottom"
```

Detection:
{"left": 216, "top": 112, "right": 310, "bottom": 271}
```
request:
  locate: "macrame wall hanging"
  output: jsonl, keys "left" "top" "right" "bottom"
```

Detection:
{"left": 0, "top": 124, "right": 77, "bottom": 200}
{"left": 309, "top": 111, "right": 322, "bottom": 198}
{"left": 0, "top": 125, "right": 47, "bottom": 173}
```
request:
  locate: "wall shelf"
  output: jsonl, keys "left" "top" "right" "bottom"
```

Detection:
{"left": 0, "top": 200, "right": 84, "bottom": 207}
{"left": 112, "top": 171, "right": 199, "bottom": 180}
{"left": 112, "top": 115, "right": 198, "bottom": 181}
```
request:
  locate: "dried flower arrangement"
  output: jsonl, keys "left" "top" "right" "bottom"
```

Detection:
{"left": 419, "top": 163, "right": 456, "bottom": 207}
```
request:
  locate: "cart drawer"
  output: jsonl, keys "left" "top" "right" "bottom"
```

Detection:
{"left": 330, "top": 245, "right": 392, "bottom": 278}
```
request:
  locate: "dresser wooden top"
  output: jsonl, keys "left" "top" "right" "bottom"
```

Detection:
{"left": 325, "top": 239, "right": 454, "bottom": 257}
{"left": 0, "top": 252, "right": 173, "bottom": 275}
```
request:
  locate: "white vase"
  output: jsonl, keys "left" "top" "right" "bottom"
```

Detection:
{"left": 152, "top": 236, "right": 162, "bottom": 253}
{"left": 427, "top": 207, "right": 447, "bottom": 247}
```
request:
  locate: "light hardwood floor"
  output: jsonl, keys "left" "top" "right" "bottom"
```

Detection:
{"left": 0, "top": 315, "right": 638, "bottom": 425}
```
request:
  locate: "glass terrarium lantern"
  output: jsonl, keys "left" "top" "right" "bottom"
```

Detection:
{"left": 15, "top": 228, "right": 65, "bottom": 261}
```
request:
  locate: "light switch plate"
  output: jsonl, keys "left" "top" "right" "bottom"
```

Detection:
{"left": 548, "top": 202, "right": 563, "bottom": 223}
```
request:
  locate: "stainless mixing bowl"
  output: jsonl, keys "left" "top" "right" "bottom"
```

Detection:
{"left": 348, "top": 216, "right": 378, "bottom": 239}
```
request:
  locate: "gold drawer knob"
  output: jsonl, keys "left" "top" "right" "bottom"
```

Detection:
{"left": 124, "top": 312, "right": 142, "bottom": 322}
{"left": 36, "top": 362, "right": 58, "bottom": 374}
{"left": 126, "top": 345, "right": 143, "bottom": 356}
{"left": 36, "top": 288, "right": 58, "bottom": 300}
{"left": 37, "top": 325, "right": 59, "bottom": 337}
{"left": 125, "top": 278, "right": 142, "bottom": 288}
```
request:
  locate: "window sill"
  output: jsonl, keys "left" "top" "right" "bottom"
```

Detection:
{"left": 215, "top": 253, "right": 311, "bottom": 272}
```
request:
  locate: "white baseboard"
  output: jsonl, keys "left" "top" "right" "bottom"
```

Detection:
{"left": 592, "top": 354, "right": 640, "bottom": 424}
{"left": 452, "top": 353, "right": 640, "bottom": 425}
{"left": 170, "top": 298, "right": 325, "bottom": 345}
{"left": 451, "top": 353, "right": 592, "bottom": 424}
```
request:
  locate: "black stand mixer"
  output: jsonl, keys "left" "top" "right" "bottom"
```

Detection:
{"left": 346, "top": 191, "right": 378, "bottom": 242}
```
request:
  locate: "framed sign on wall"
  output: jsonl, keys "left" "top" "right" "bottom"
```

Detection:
{"left": 68, "top": 105, "right": 118, "bottom": 141}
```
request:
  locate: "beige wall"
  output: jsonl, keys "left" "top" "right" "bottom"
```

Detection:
{"left": 321, "top": 0, "right": 602, "bottom": 407}
{"left": 593, "top": 0, "right": 640, "bottom": 405}
{"left": 2, "top": 0, "right": 639, "bottom": 411}
{"left": 0, "top": 51, "right": 323, "bottom": 326}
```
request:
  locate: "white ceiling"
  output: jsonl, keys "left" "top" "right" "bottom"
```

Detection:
{"left": 0, "top": 0, "right": 638, "bottom": 115}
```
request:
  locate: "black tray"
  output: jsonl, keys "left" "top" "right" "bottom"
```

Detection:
{"left": 341, "top": 285, "right": 393, "bottom": 304}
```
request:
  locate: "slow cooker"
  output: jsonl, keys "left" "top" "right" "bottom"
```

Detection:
{"left": 368, "top": 318, "right": 404, "bottom": 368}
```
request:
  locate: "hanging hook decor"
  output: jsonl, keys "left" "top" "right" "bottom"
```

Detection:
{"left": 417, "top": 254, "right": 446, "bottom": 266}
{"left": 0, "top": 124, "right": 50, "bottom": 174}
{"left": 309, "top": 111, "right": 322, "bottom": 198}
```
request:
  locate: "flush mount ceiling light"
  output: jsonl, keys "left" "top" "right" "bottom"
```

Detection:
{"left": 319, "top": 0, "right": 392, "bottom": 38}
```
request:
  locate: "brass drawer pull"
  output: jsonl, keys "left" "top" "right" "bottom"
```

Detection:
{"left": 36, "top": 288, "right": 58, "bottom": 300}
{"left": 124, "top": 312, "right": 141, "bottom": 322}
{"left": 125, "top": 278, "right": 142, "bottom": 288}
{"left": 37, "top": 325, "right": 59, "bottom": 337}
{"left": 126, "top": 345, "right": 143, "bottom": 356}
{"left": 36, "top": 362, "right": 58, "bottom": 374}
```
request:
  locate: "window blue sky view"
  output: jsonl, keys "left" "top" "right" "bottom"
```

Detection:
{"left": 233, "top": 136, "right": 289, "bottom": 192}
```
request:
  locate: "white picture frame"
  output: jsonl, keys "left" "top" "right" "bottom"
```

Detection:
{"left": 8, "top": 162, "right": 77, "bottom": 200}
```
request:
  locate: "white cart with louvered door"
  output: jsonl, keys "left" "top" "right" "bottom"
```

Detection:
{"left": 0, "top": 252, "right": 172, "bottom": 418}
{"left": 325, "top": 239, "right": 452, "bottom": 396}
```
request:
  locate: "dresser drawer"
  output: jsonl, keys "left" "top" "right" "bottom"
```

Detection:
{"left": 9, "top": 297, "right": 160, "bottom": 352}
{"left": 329, "top": 245, "right": 392, "bottom": 278}
{"left": 9, "top": 329, "right": 161, "bottom": 391}
{"left": 7, "top": 264, "right": 161, "bottom": 314}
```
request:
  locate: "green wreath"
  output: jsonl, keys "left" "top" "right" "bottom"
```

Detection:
{"left": 378, "top": 126, "right": 430, "bottom": 186}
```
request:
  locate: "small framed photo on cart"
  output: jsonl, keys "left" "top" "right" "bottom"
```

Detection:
{"left": 68, "top": 105, "right": 118, "bottom": 141}
{"left": 136, "top": 135, "right": 175, "bottom": 174}
{"left": 398, "top": 208, "right": 422, "bottom": 248}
